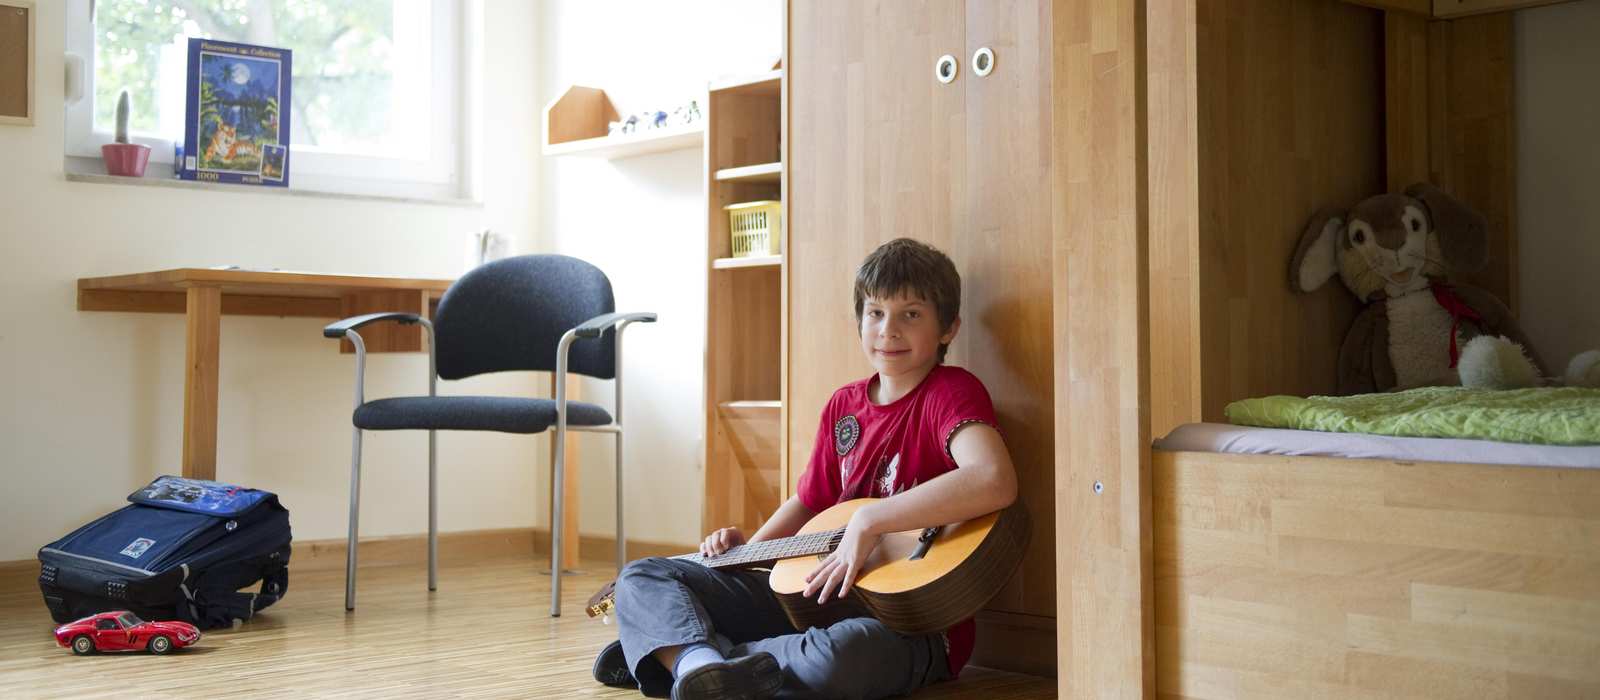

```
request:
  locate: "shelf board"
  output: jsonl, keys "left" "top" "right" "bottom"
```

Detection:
{"left": 711, "top": 255, "right": 782, "bottom": 270}
{"left": 710, "top": 69, "right": 782, "bottom": 97}
{"left": 542, "top": 123, "right": 704, "bottom": 159}
{"left": 715, "top": 162, "right": 782, "bottom": 183}
{"left": 717, "top": 400, "right": 781, "bottom": 424}
{"left": 720, "top": 400, "right": 781, "bottom": 410}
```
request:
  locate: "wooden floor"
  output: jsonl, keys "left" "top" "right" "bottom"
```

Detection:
{"left": 0, "top": 554, "right": 1055, "bottom": 698}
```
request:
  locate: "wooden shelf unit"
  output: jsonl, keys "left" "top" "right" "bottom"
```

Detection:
{"left": 703, "top": 69, "right": 785, "bottom": 535}
{"left": 542, "top": 85, "right": 704, "bottom": 159}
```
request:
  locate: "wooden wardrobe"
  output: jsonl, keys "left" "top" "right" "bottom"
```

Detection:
{"left": 786, "top": 0, "right": 1059, "bottom": 677}
{"left": 786, "top": 0, "right": 1582, "bottom": 696}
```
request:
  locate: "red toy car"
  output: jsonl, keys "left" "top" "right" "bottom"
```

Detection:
{"left": 54, "top": 611, "right": 200, "bottom": 655}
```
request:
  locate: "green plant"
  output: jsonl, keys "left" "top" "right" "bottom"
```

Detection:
{"left": 114, "top": 90, "right": 131, "bottom": 144}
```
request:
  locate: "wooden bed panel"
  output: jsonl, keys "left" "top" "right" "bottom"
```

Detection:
{"left": 1193, "top": 0, "right": 1387, "bottom": 426}
{"left": 1150, "top": 0, "right": 1388, "bottom": 438}
{"left": 1153, "top": 449, "right": 1600, "bottom": 699}
{"left": 1384, "top": 11, "right": 1517, "bottom": 309}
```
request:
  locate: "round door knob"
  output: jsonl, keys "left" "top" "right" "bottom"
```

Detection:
{"left": 935, "top": 54, "right": 958, "bottom": 84}
{"left": 972, "top": 47, "right": 995, "bottom": 77}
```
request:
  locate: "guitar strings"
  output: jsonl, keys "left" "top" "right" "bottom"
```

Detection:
{"left": 680, "top": 527, "right": 849, "bottom": 566}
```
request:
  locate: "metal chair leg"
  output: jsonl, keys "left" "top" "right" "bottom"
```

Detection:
{"left": 428, "top": 429, "right": 437, "bottom": 592}
{"left": 551, "top": 422, "right": 567, "bottom": 617}
{"left": 345, "top": 427, "right": 364, "bottom": 611}
{"left": 615, "top": 428, "right": 625, "bottom": 572}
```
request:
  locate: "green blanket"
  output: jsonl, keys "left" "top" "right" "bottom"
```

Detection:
{"left": 1224, "top": 386, "right": 1600, "bottom": 446}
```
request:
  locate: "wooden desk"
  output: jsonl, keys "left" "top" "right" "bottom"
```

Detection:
{"left": 78, "top": 269, "right": 454, "bottom": 480}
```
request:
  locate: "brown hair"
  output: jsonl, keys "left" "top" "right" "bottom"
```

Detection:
{"left": 853, "top": 238, "right": 962, "bottom": 361}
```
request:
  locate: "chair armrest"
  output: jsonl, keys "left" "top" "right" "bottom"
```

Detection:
{"left": 323, "top": 312, "right": 424, "bottom": 338}
{"left": 575, "top": 311, "right": 658, "bottom": 339}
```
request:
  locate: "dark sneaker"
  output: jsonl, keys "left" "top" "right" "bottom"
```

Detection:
{"left": 670, "top": 651, "right": 782, "bottom": 700}
{"left": 592, "top": 640, "right": 638, "bottom": 689}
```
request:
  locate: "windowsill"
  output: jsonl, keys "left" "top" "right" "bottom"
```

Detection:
{"left": 62, "top": 157, "right": 483, "bottom": 209}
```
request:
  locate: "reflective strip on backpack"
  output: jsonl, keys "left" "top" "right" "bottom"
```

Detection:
{"left": 38, "top": 547, "right": 157, "bottom": 576}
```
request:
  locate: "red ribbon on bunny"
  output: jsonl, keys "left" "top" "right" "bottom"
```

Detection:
{"left": 1429, "top": 282, "right": 1483, "bottom": 369}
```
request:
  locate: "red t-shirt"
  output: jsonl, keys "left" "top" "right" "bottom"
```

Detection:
{"left": 796, "top": 364, "right": 1000, "bottom": 678}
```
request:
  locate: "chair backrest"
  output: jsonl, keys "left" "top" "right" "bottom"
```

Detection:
{"left": 433, "top": 254, "right": 617, "bottom": 380}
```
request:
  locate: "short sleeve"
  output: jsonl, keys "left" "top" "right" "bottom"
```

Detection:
{"left": 796, "top": 392, "right": 845, "bottom": 513}
{"left": 931, "top": 369, "right": 1000, "bottom": 468}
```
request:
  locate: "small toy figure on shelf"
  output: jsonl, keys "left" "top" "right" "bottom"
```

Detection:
{"left": 101, "top": 90, "right": 151, "bottom": 177}
{"left": 606, "top": 100, "right": 703, "bottom": 137}
{"left": 612, "top": 114, "right": 639, "bottom": 135}
{"left": 672, "top": 100, "right": 702, "bottom": 126}
{"left": 54, "top": 611, "right": 201, "bottom": 655}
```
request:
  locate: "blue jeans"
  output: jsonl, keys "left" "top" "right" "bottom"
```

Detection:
{"left": 615, "top": 557, "right": 952, "bottom": 699}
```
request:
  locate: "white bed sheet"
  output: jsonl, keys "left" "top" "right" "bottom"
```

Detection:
{"left": 1154, "top": 422, "right": 1600, "bottom": 469}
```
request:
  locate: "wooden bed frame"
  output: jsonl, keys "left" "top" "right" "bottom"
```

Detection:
{"left": 1153, "top": 449, "right": 1600, "bottom": 696}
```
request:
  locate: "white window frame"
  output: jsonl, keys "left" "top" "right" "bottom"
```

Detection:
{"left": 65, "top": 0, "right": 473, "bottom": 201}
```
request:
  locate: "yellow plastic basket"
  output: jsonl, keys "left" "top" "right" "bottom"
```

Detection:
{"left": 725, "top": 200, "right": 782, "bottom": 258}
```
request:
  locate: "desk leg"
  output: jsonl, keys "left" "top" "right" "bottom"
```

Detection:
{"left": 181, "top": 286, "right": 221, "bottom": 481}
{"left": 549, "top": 376, "right": 582, "bottom": 571}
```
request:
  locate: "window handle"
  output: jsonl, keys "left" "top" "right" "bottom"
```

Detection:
{"left": 64, "top": 53, "right": 86, "bottom": 106}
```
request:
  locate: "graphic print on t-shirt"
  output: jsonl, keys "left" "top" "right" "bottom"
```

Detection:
{"left": 834, "top": 414, "right": 860, "bottom": 456}
{"left": 874, "top": 453, "right": 900, "bottom": 497}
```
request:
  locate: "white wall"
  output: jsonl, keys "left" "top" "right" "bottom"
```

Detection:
{"left": 0, "top": 1, "right": 544, "bottom": 562}
{"left": 1516, "top": 1, "right": 1600, "bottom": 370}
{"left": 536, "top": 1, "right": 782, "bottom": 548}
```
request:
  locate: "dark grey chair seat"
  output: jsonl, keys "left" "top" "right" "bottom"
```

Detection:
{"left": 354, "top": 396, "right": 613, "bottom": 434}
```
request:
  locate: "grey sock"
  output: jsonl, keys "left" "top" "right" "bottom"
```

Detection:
{"left": 672, "top": 643, "right": 725, "bottom": 678}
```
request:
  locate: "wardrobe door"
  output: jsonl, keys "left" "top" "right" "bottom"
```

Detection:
{"left": 787, "top": 0, "right": 966, "bottom": 478}
{"left": 960, "top": 0, "right": 1057, "bottom": 669}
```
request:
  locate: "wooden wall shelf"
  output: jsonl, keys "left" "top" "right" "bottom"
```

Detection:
{"left": 542, "top": 85, "right": 704, "bottom": 159}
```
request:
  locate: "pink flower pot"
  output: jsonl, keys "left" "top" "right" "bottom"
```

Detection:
{"left": 102, "top": 143, "right": 151, "bottom": 177}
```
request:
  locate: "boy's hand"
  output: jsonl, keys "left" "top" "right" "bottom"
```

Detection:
{"left": 803, "top": 507, "right": 882, "bottom": 604}
{"left": 700, "top": 526, "right": 745, "bottom": 558}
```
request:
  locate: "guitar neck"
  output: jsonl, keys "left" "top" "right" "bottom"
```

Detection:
{"left": 673, "top": 527, "right": 846, "bottom": 570}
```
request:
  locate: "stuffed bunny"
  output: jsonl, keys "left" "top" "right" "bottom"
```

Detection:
{"left": 1291, "top": 183, "right": 1600, "bottom": 394}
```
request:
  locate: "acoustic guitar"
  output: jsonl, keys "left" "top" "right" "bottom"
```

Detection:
{"left": 584, "top": 498, "right": 1029, "bottom": 636}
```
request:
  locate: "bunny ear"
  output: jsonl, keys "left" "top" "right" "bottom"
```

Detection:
{"left": 1292, "top": 208, "right": 1345, "bottom": 293}
{"left": 1405, "top": 182, "right": 1488, "bottom": 273}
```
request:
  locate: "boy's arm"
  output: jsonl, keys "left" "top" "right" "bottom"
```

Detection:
{"left": 803, "top": 423, "right": 1017, "bottom": 602}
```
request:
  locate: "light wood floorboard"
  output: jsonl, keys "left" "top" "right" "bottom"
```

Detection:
{"left": 0, "top": 555, "right": 1054, "bottom": 698}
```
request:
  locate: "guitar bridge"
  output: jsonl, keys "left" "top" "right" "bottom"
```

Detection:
{"left": 908, "top": 526, "right": 942, "bottom": 561}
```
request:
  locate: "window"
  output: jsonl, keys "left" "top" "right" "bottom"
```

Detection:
{"left": 66, "top": 0, "right": 468, "bottom": 199}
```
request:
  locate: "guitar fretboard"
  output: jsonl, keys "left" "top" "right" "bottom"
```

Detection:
{"left": 673, "top": 527, "right": 847, "bottom": 569}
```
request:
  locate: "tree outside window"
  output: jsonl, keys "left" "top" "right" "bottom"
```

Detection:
{"left": 93, "top": 0, "right": 411, "bottom": 157}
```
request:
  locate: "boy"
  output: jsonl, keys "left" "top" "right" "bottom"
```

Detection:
{"left": 597, "top": 238, "right": 1018, "bottom": 699}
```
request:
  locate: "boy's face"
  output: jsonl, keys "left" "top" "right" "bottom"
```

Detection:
{"left": 858, "top": 292, "right": 960, "bottom": 378}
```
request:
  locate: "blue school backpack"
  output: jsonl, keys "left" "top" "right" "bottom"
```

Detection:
{"left": 37, "top": 475, "right": 291, "bottom": 629}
